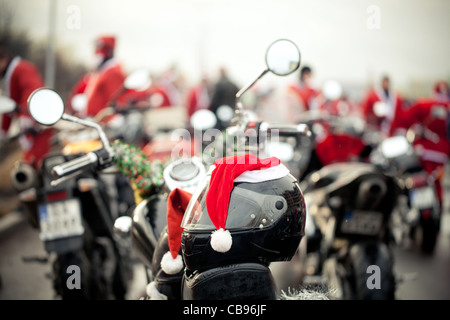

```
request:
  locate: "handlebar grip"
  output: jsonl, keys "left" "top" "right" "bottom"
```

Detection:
{"left": 52, "top": 152, "right": 99, "bottom": 179}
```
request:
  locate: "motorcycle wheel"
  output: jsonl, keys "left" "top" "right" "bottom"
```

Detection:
{"left": 349, "top": 243, "right": 396, "bottom": 300}
{"left": 52, "top": 224, "right": 127, "bottom": 299}
{"left": 414, "top": 218, "right": 439, "bottom": 254}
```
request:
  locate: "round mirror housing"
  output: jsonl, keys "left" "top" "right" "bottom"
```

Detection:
{"left": 28, "top": 88, "right": 65, "bottom": 126}
{"left": 190, "top": 109, "right": 217, "bottom": 130}
{"left": 124, "top": 70, "right": 152, "bottom": 91}
{"left": 265, "top": 39, "right": 301, "bottom": 76}
{"left": 322, "top": 80, "right": 343, "bottom": 101}
{"left": 216, "top": 105, "right": 234, "bottom": 122}
{"left": 380, "top": 135, "right": 411, "bottom": 158}
{"left": 373, "top": 101, "right": 389, "bottom": 118}
{"left": 71, "top": 93, "right": 87, "bottom": 112}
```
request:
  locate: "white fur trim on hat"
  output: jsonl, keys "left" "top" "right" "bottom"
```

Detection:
{"left": 233, "top": 163, "right": 290, "bottom": 183}
{"left": 160, "top": 251, "right": 184, "bottom": 275}
{"left": 210, "top": 228, "right": 232, "bottom": 253}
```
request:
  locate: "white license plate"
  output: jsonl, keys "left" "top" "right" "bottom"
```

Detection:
{"left": 410, "top": 187, "right": 436, "bottom": 209}
{"left": 38, "top": 199, "right": 84, "bottom": 241}
{"left": 340, "top": 211, "right": 383, "bottom": 235}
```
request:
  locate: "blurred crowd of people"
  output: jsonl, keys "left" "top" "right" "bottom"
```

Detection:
{"left": 1, "top": 34, "right": 449, "bottom": 173}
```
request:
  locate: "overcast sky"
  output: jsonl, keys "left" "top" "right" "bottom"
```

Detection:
{"left": 7, "top": 0, "right": 450, "bottom": 94}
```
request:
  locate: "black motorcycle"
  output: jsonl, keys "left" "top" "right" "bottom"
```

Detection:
{"left": 15, "top": 90, "right": 136, "bottom": 299}
{"left": 300, "top": 162, "right": 400, "bottom": 299}
{"left": 141, "top": 39, "right": 312, "bottom": 300}
{"left": 370, "top": 134, "right": 441, "bottom": 253}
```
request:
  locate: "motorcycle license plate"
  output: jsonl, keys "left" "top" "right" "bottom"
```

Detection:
{"left": 340, "top": 211, "right": 383, "bottom": 235}
{"left": 410, "top": 187, "right": 435, "bottom": 210}
{"left": 38, "top": 199, "right": 84, "bottom": 241}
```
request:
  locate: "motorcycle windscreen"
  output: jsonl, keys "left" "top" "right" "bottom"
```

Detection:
{"left": 181, "top": 175, "right": 288, "bottom": 231}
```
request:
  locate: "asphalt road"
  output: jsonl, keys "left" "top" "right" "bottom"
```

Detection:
{"left": 0, "top": 207, "right": 449, "bottom": 300}
{"left": 1, "top": 160, "right": 450, "bottom": 300}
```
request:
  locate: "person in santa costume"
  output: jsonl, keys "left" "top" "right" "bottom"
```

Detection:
{"left": 405, "top": 80, "right": 450, "bottom": 209}
{"left": 0, "top": 42, "right": 52, "bottom": 169}
{"left": 360, "top": 75, "right": 408, "bottom": 136}
{"left": 146, "top": 154, "right": 306, "bottom": 300}
{"left": 185, "top": 73, "right": 213, "bottom": 120}
{"left": 287, "top": 65, "right": 320, "bottom": 113}
{"left": 69, "top": 35, "right": 125, "bottom": 117}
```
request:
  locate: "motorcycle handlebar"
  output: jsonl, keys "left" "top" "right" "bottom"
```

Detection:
{"left": 262, "top": 123, "right": 311, "bottom": 137}
{"left": 52, "top": 152, "right": 99, "bottom": 179}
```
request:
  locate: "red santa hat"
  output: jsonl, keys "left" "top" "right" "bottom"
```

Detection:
{"left": 95, "top": 35, "right": 116, "bottom": 57}
{"left": 206, "top": 154, "right": 289, "bottom": 253}
{"left": 161, "top": 154, "right": 289, "bottom": 274}
{"left": 160, "top": 187, "right": 192, "bottom": 275}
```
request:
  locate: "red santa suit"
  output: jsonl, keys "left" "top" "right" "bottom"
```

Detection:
{"left": 361, "top": 87, "right": 407, "bottom": 136}
{"left": 406, "top": 94, "right": 450, "bottom": 204}
{"left": 288, "top": 82, "right": 319, "bottom": 111}
{"left": 72, "top": 36, "right": 125, "bottom": 117}
{"left": 67, "top": 72, "right": 91, "bottom": 114}
{"left": 1, "top": 56, "right": 52, "bottom": 168}
{"left": 83, "top": 59, "right": 125, "bottom": 117}
{"left": 185, "top": 83, "right": 211, "bottom": 118}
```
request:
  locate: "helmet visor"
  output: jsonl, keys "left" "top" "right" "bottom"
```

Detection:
{"left": 181, "top": 174, "right": 288, "bottom": 231}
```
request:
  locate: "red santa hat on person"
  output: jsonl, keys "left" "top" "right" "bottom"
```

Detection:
{"left": 434, "top": 80, "right": 449, "bottom": 102}
{"left": 95, "top": 35, "right": 116, "bottom": 58}
{"left": 160, "top": 154, "right": 290, "bottom": 274}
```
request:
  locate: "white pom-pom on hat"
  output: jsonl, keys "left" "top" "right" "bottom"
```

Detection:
{"left": 160, "top": 251, "right": 184, "bottom": 275}
{"left": 210, "top": 228, "right": 232, "bottom": 253}
{"left": 162, "top": 188, "right": 192, "bottom": 274}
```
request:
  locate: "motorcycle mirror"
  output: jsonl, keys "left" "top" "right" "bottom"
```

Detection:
{"left": 322, "top": 80, "right": 343, "bottom": 101}
{"left": 190, "top": 109, "right": 217, "bottom": 130}
{"left": 0, "top": 96, "right": 16, "bottom": 114}
{"left": 373, "top": 101, "right": 389, "bottom": 118}
{"left": 380, "top": 135, "right": 411, "bottom": 158}
{"left": 216, "top": 105, "right": 234, "bottom": 122}
{"left": 28, "top": 88, "right": 65, "bottom": 126}
{"left": 124, "top": 70, "right": 152, "bottom": 91}
{"left": 71, "top": 93, "right": 87, "bottom": 112}
{"left": 265, "top": 39, "right": 301, "bottom": 76}
{"left": 235, "top": 39, "right": 301, "bottom": 105}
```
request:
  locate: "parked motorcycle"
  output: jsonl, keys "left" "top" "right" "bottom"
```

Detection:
{"left": 370, "top": 133, "right": 441, "bottom": 253}
{"left": 139, "top": 39, "right": 313, "bottom": 300}
{"left": 25, "top": 39, "right": 313, "bottom": 300}
{"left": 300, "top": 161, "right": 400, "bottom": 299}
{"left": 12, "top": 89, "right": 137, "bottom": 299}
{"left": 71, "top": 69, "right": 153, "bottom": 149}
{"left": 295, "top": 111, "right": 369, "bottom": 181}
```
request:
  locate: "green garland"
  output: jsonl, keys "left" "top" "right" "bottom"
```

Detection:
{"left": 111, "top": 140, "right": 165, "bottom": 194}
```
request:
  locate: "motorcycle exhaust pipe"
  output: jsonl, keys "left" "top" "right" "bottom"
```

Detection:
{"left": 355, "top": 178, "right": 387, "bottom": 210}
{"left": 10, "top": 162, "right": 37, "bottom": 192}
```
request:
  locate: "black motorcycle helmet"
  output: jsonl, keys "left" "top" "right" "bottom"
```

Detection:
{"left": 181, "top": 168, "right": 306, "bottom": 272}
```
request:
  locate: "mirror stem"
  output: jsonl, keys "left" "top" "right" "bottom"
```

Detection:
{"left": 235, "top": 69, "right": 269, "bottom": 103}
{"left": 61, "top": 113, "right": 111, "bottom": 149}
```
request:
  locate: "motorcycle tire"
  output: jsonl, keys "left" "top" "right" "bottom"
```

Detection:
{"left": 416, "top": 218, "right": 439, "bottom": 254}
{"left": 52, "top": 223, "right": 127, "bottom": 299}
{"left": 348, "top": 243, "right": 396, "bottom": 300}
